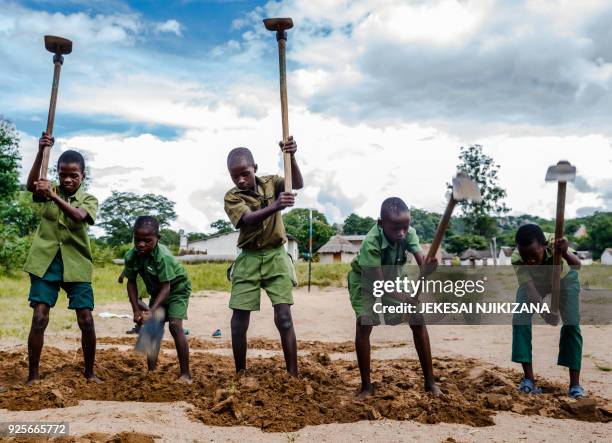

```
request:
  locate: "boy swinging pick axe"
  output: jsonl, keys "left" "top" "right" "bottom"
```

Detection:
{"left": 223, "top": 17, "right": 304, "bottom": 377}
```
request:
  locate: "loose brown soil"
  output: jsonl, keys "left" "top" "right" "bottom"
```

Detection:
{"left": 0, "top": 345, "right": 609, "bottom": 433}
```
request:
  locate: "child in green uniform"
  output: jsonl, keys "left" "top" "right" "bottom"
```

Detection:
{"left": 123, "top": 216, "right": 191, "bottom": 382}
{"left": 348, "top": 197, "right": 440, "bottom": 397}
{"left": 224, "top": 136, "right": 303, "bottom": 376}
{"left": 511, "top": 223, "right": 584, "bottom": 398}
{"left": 24, "top": 133, "right": 100, "bottom": 384}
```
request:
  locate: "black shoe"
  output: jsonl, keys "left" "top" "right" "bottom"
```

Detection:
{"left": 126, "top": 325, "right": 141, "bottom": 334}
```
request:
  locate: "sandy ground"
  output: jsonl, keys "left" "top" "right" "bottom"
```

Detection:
{"left": 1, "top": 286, "right": 610, "bottom": 442}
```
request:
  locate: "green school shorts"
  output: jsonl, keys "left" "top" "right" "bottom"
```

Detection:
{"left": 347, "top": 270, "right": 405, "bottom": 326}
{"left": 229, "top": 245, "right": 296, "bottom": 311}
{"left": 28, "top": 253, "right": 94, "bottom": 310}
{"left": 150, "top": 286, "right": 191, "bottom": 320}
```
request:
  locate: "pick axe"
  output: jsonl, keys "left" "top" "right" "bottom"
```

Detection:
{"left": 428, "top": 172, "right": 482, "bottom": 263}
{"left": 545, "top": 160, "right": 576, "bottom": 314}
{"left": 263, "top": 17, "right": 294, "bottom": 192}
{"left": 412, "top": 172, "right": 481, "bottom": 300}
{"left": 40, "top": 35, "right": 72, "bottom": 180}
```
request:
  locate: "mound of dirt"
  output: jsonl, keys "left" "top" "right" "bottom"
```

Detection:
{"left": 96, "top": 336, "right": 367, "bottom": 354}
{"left": 0, "top": 347, "right": 609, "bottom": 433}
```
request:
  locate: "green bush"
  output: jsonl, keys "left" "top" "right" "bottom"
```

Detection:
{"left": 90, "top": 241, "right": 115, "bottom": 266}
{"left": 112, "top": 243, "right": 133, "bottom": 259}
{"left": 0, "top": 223, "right": 30, "bottom": 275}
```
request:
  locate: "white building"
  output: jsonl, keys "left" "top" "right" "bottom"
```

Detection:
{"left": 601, "top": 248, "right": 612, "bottom": 265}
{"left": 186, "top": 231, "right": 299, "bottom": 261}
{"left": 342, "top": 234, "right": 366, "bottom": 250}
{"left": 460, "top": 249, "right": 495, "bottom": 266}
{"left": 318, "top": 235, "right": 359, "bottom": 263}
{"left": 498, "top": 247, "right": 514, "bottom": 265}
{"left": 576, "top": 251, "right": 593, "bottom": 266}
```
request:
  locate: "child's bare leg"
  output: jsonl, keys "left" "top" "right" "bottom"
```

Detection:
{"left": 273, "top": 304, "right": 298, "bottom": 376}
{"left": 231, "top": 309, "right": 250, "bottom": 373}
{"left": 27, "top": 303, "right": 50, "bottom": 384}
{"left": 76, "top": 309, "right": 100, "bottom": 382}
{"left": 521, "top": 362, "right": 535, "bottom": 381}
{"left": 169, "top": 318, "right": 191, "bottom": 381}
{"left": 355, "top": 319, "right": 374, "bottom": 397}
{"left": 410, "top": 323, "right": 441, "bottom": 395}
{"left": 569, "top": 369, "right": 580, "bottom": 387}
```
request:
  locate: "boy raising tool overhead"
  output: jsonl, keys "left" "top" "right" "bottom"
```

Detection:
{"left": 24, "top": 133, "right": 100, "bottom": 384}
{"left": 224, "top": 137, "right": 303, "bottom": 376}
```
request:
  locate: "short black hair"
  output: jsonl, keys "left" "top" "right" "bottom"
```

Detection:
{"left": 133, "top": 216, "right": 160, "bottom": 235}
{"left": 380, "top": 197, "right": 409, "bottom": 219}
{"left": 515, "top": 223, "right": 546, "bottom": 247}
{"left": 227, "top": 147, "right": 255, "bottom": 168}
{"left": 58, "top": 150, "right": 85, "bottom": 173}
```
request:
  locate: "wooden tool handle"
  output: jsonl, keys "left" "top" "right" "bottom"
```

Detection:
{"left": 277, "top": 37, "right": 292, "bottom": 192}
{"left": 413, "top": 196, "right": 456, "bottom": 301}
{"left": 428, "top": 197, "right": 456, "bottom": 261}
{"left": 40, "top": 58, "right": 63, "bottom": 179}
{"left": 551, "top": 181, "right": 566, "bottom": 313}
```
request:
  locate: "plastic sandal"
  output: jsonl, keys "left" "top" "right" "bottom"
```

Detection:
{"left": 518, "top": 378, "right": 542, "bottom": 394}
{"left": 568, "top": 385, "right": 586, "bottom": 399}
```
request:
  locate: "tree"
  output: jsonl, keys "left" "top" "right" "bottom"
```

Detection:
{"left": 454, "top": 145, "right": 509, "bottom": 237}
{"left": 210, "top": 219, "right": 234, "bottom": 235}
{"left": 98, "top": 191, "right": 177, "bottom": 246}
{"left": 0, "top": 191, "right": 40, "bottom": 236}
{"left": 0, "top": 118, "right": 20, "bottom": 201}
{"left": 342, "top": 213, "right": 376, "bottom": 235}
{"left": 409, "top": 208, "right": 441, "bottom": 243}
{"left": 188, "top": 232, "right": 208, "bottom": 241}
{"left": 587, "top": 212, "right": 612, "bottom": 259}
{"left": 283, "top": 208, "right": 335, "bottom": 255}
{"left": 160, "top": 228, "right": 180, "bottom": 247}
{"left": 445, "top": 234, "right": 489, "bottom": 254}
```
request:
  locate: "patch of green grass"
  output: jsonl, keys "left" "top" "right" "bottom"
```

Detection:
{"left": 295, "top": 262, "right": 349, "bottom": 287}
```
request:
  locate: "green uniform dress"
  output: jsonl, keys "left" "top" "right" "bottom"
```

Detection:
{"left": 224, "top": 175, "right": 296, "bottom": 311}
{"left": 123, "top": 244, "right": 191, "bottom": 320}
{"left": 511, "top": 233, "right": 582, "bottom": 370}
{"left": 348, "top": 224, "right": 422, "bottom": 325}
{"left": 24, "top": 185, "right": 98, "bottom": 310}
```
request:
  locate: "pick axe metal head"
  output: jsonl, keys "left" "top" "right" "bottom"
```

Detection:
{"left": 452, "top": 172, "right": 482, "bottom": 203}
{"left": 545, "top": 160, "right": 576, "bottom": 183}
{"left": 263, "top": 17, "right": 294, "bottom": 32}
{"left": 44, "top": 35, "right": 72, "bottom": 55}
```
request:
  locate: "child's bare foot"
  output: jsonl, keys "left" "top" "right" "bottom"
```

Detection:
{"left": 86, "top": 374, "right": 103, "bottom": 384}
{"left": 177, "top": 374, "right": 192, "bottom": 384}
{"left": 356, "top": 385, "right": 375, "bottom": 398}
{"left": 26, "top": 376, "right": 41, "bottom": 386}
{"left": 425, "top": 382, "right": 442, "bottom": 397}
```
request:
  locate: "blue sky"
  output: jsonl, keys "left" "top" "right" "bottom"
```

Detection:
{"left": 2, "top": 0, "right": 612, "bottom": 234}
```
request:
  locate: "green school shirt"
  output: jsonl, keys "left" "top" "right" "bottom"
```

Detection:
{"left": 123, "top": 243, "right": 191, "bottom": 298}
{"left": 224, "top": 175, "right": 287, "bottom": 250}
{"left": 511, "top": 232, "right": 576, "bottom": 287}
{"left": 23, "top": 185, "right": 98, "bottom": 282}
{"left": 350, "top": 224, "right": 422, "bottom": 275}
